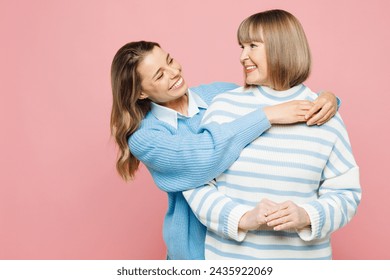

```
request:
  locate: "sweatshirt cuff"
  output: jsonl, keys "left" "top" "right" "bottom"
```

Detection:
{"left": 298, "top": 202, "right": 324, "bottom": 241}
{"left": 225, "top": 204, "right": 253, "bottom": 242}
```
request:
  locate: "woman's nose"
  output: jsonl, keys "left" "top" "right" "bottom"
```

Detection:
{"left": 240, "top": 48, "right": 249, "bottom": 63}
{"left": 166, "top": 64, "right": 180, "bottom": 78}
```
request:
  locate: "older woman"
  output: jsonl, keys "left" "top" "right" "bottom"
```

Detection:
{"left": 184, "top": 9, "right": 360, "bottom": 260}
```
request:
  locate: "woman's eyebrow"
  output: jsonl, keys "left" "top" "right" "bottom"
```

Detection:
{"left": 152, "top": 54, "right": 171, "bottom": 79}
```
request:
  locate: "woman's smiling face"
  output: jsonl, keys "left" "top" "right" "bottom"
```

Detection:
{"left": 137, "top": 46, "right": 188, "bottom": 108}
{"left": 239, "top": 40, "right": 269, "bottom": 87}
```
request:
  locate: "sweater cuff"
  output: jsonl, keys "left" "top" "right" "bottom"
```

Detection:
{"left": 297, "top": 203, "right": 323, "bottom": 241}
{"left": 225, "top": 204, "right": 253, "bottom": 242}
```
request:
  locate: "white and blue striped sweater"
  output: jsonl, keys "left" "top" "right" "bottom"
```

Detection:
{"left": 183, "top": 84, "right": 361, "bottom": 260}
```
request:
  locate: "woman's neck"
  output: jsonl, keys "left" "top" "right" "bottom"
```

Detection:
{"left": 164, "top": 94, "right": 189, "bottom": 116}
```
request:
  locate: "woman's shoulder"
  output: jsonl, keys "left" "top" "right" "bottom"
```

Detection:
{"left": 136, "top": 113, "right": 175, "bottom": 132}
{"left": 300, "top": 84, "right": 321, "bottom": 100}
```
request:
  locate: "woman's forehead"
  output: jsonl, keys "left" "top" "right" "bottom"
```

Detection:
{"left": 238, "top": 24, "right": 264, "bottom": 43}
{"left": 137, "top": 47, "right": 169, "bottom": 79}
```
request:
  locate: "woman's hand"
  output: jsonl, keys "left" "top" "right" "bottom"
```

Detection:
{"left": 264, "top": 200, "right": 311, "bottom": 231}
{"left": 238, "top": 198, "right": 277, "bottom": 231}
{"left": 263, "top": 100, "right": 314, "bottom": 124}
{"left": 305, "top": 91, "right": 338, "bottom": 126}
{"left": 263, "top": 91, "right": 337, "bottom": 126}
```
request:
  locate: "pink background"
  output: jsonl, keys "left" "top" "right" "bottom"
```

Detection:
{"left": 0, "top": 0, "right": 389, "bottom": 259}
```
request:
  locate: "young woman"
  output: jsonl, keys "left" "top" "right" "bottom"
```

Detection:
{"left": 184, "top": 9, "right": 360, "bottom": 259}
{"left": 110, "top": 40, "right": 338, "bottom": 259}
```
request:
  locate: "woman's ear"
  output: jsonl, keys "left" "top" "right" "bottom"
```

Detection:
{"left": 139, "top": 92, "right": 148, "bottom": 100}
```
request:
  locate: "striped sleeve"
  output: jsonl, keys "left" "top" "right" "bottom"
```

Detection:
{"left": 183, "top": 182, "right": 252, "bottom": 241}
{"left": 298, "top": 113, "right": 361, "bottom": 241}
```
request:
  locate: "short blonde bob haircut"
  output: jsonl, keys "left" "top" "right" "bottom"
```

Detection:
{"left": 237, "top": 9, "right": 311, "bottom": 90}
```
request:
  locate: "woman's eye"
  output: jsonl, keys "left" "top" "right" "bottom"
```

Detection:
{"left": 156, "top": 73, "right": 164, "bottom": 80}
{"left": 250, "top": 43, "right": 257, "bottom": 48}
{"left": 169, "top": 58, "right": 174, "bottom": 64}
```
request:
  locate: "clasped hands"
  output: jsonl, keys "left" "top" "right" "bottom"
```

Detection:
{"left": 238, "top": 198, "right": 311, "bottom": 232}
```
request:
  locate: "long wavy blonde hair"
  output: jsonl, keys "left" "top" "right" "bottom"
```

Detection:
{"left": 110, "top": 41, "right": 159, "bottom": 181}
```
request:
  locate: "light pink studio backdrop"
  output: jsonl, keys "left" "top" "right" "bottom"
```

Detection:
{"left": 0, "top": 0, "right": 388, "bottom": 259}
